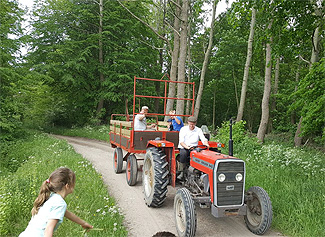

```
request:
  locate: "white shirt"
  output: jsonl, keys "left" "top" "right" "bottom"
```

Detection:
{"left": 134, "top": 114, "right": 147, "bottom": 131}
{"left": 178, "top": 126, "right": 207, "bottom": 148}
{"left": 19, "top": 193, "right": 67, "bottom": 237}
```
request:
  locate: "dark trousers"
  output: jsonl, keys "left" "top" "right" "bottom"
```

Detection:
{"left": 179, "top": 148, "right": 191, "bottom": 164}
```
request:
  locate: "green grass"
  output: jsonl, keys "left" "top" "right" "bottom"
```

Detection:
{"left": 0, "top": 131, "right": 127, "bottom": 236}
{"left": 46, "top": 125, "right": 110, "bottom": 142}
{"left": 213, "top": 121, "right": 325, "bottom": 237}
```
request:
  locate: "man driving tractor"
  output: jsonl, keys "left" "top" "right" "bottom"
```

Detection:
{"left": 177, "top": 116, "right": 210, "bottom": 179}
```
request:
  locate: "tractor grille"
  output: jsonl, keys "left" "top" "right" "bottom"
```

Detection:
{"left": 215, "top": 160, "right": 245, "bottom": 207}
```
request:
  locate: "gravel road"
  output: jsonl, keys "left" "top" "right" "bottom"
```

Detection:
{"left": 53, "top": 135, "right": 283, "bottom": 237}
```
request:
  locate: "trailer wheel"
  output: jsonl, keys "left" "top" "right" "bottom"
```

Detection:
{"left": 126, "top": 154, "right": 138, "bottom": 186}
{"left": 174, "top": 188, "right": 197, "bottom": 237}
{"left": 244, "top": 186, "right": 273, "bottom": 235}
{"left": 113, "top": 147, "right": 123, "bottom": 174}
{"left": 143, "top": 147, "right": 169, "bottom": 207}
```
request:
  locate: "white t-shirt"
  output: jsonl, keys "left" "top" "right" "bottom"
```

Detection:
{"left": 134, "top": 114, "right": 147, "bottom": 131}
{"left": 178, "top": 126, "right": 207, "bottom": 148}
{"left": 19, "top": 193, "right": 67, "bottom": 237}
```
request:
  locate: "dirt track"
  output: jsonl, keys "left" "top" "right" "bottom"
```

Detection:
{"left": 53, "top": 135, "right": 283, "bottom": 237}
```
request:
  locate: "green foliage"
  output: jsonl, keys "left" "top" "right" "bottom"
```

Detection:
{"left": 25, "top": 0, "right": 162, "bottom": 127}
{"left": 212, "top": 120, "right": 260, "bottom": 151}
{"left": 290, "top": 59, "right": 325, "bottom": 141}
{"left": 0, "top": 0, "right": 25, "bottom": 140}
{"left": 0, "top": 132, "right": 127, "bottom": 236}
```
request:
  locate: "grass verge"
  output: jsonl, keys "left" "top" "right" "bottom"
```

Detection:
{"left": 45, "top": 125, "right": 110, "bottom": 142}
{"left": 0, "top": 131, "right": 127, "bottom": 236}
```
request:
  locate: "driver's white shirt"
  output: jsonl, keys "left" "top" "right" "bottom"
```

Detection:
{"left": 178, "top": 126, "right": 207, "bottom": 148}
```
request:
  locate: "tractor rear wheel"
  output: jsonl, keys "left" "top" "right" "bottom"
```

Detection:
{"left": 174, "top": 188, "right": 197, "bottom": 237}
{"left": 113, "top": 147, "right": 123, "bottom": 174}
{"left": 143, "top": 147, "right": 169, "bottom": 207}
{"left": 244, "top": 186, "right": 273, "bottom": 235}
{"left": 126, "top": 154, "right": 138, "bottom": 186}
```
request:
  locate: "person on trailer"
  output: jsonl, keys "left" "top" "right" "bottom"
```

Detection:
{"left": 178, "top": 116, "right": 209, "bottom": 178}
{"left": 169, "top": 110, "right": 184, "bottom": 131}
{"left": 134, "top": 106, "right": 156, "bottom": 131}
{"left": 167, "top": 119, "right": 173, "bottom": 131}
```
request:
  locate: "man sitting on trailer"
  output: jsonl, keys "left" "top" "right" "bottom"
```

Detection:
{"left": 177, "top": 116, "right": 209, "bottom": 178}
{"left": 167, "top": 119, "right": 173, "bottom": 131}
{"left": 134, "top": 106, "right": 156, "bottom": 131}
{"left": 169, "top": 110, "right": 184, "bottom": 131}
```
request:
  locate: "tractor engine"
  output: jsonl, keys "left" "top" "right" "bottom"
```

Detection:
{"left": 184, "top": 166, "right": 209, "bottom": 196}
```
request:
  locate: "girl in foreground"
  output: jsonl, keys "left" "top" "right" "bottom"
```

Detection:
{"left": 20, "top": 167, "right": 93, "bottom": 237}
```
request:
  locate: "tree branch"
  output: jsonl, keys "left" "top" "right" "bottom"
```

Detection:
{"left": 164, "top": 19, "right": 180, "bottom": 37}
{"left": 117, "top": 0, "right": 172, "bottom": 54}
{"left": 299, "top": 55, "right": 311, "bottom": 66}
{"left": 170, "top": 0, "right": 182, "bottom": 9}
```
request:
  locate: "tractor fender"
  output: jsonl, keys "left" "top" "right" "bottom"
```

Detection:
{"left": 147, "top": 140, "right": 175, "bottom": 148}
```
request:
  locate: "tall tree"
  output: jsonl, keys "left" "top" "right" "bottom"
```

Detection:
{"left": 236, "top": 7, "right": 256, "bottom": 122}
{"left": 193, "top": 0, "right": 217, "bottom": 119}
{"left": 176, "top": 0, "right": 189, "bottom": 115}
{"left": 165, "top": 0, "right": 181, "bottom": 117}
{"left": 96, "top": 0, "right": 104, "bottom": 116}
{"left": 294, "top": 0, "right": 323, "bottom": 146}
{"left": 0, "top": 0, "right": 25, "bottom": 140}
{"left": 257, "top": 20, "right": 273, "bottom": 143}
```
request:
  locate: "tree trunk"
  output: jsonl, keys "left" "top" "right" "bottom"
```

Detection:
{"left": 165, "top": 0, "right": 180, "bottom": 119}
{"left": 294, "top": 116, "right": 303, "bottom": 146}
{"left": 155, "top": 2, "right": 166, "bottom": 113}
{"left": 185, "top": 7, "right": 192, "bottom": 118}
{"left": 236, "top": 7, "right": 256, "bottom": 122}
{"left": 212, "top": 90, "right": 216, "bottom": 131}
{"left": 193, "top": 0, "right": 217, "bottom": 119}
{"left": 291, "top": 68, "right": 300, "bottom": 124}
{"left": 257, "top": 22, "right": 273, "bottom": 143}
{"left": 294, "top": 26, "right": 320, "bottom": 146}
{"left": 233, "top": 68, "right": 239, "bottom": 109}
{"left": 176, "top": 0, "right": 189, "bottom": 115}
{"left": 268, "top": 56, "right": 280, "bottom": 133}
{"left": 96, "top": 0, "right": 104, "bottom": 116}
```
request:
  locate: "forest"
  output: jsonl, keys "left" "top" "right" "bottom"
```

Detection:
{"left": 1, "top": 0, "right": 324, "bottom": 146}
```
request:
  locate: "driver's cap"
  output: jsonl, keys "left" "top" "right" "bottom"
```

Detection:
{"left": 188, "top": 116, "right": 197, "bottom": 123}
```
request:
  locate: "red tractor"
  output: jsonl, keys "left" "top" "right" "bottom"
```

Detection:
{"left": 143, "top": 119, "right": 272, "bottom": 237}
{"left": 110, "top": 76, "right": 272, "bottom": 236}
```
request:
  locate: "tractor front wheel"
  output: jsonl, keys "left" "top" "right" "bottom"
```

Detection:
{"left": 174, "top": 188, "right": 197, "bottom": 237}
{"left": 244, "top": 186, "right": 273, "bottom": 235}
{"left": 126, "top": 154, "right": 138, "bottom": 186}
{"left": 113, "top": 147, "right": 123, "bottom": 174}
{"left": 143, "top": 147, "right": 169, "bottom": 207}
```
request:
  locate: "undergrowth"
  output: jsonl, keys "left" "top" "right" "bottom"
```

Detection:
{"left": 0, "top": 131, "right": 127, "bottom": 236}
{"left": 46, "top": 125, "right": 110, "bottom": 142}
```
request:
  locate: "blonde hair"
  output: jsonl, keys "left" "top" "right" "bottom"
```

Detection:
{"left": 31, "top": 167, "right": 75, "bottom": 216}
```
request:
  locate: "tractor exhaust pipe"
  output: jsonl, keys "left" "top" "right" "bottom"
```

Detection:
{"left": 229, "top": 118, "right": 233, "bottom": 156}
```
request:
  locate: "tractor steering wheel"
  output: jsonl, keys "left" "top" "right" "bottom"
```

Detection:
{"left": 190, "top": 144, "right": 209, "bottom": 152}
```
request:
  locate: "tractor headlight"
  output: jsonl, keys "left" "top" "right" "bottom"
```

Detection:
{"left": 218, "top": 173, "right": 226, "bottom": 182}
{"left": 235, "top": 173, "right": 243, "bottom": 181}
